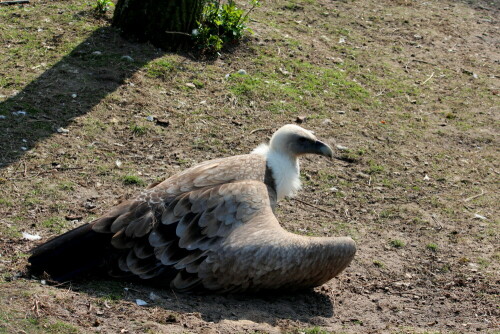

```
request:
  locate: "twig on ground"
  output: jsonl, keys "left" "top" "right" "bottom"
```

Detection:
{"left": 421, "top": 72, "right": 434, "bottom": 85}
{"left": 464, "top": 189, "right": 486, "bottom": 202}
{"left": 250, "top": 128, "right": 270, "bottom": 135}
{"left": 292, "top": 198, "right": 336, "bottom": 215}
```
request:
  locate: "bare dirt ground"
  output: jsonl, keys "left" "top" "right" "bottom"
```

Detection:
{"left": 0, "top": 0, "right": 498, "bottom": 333}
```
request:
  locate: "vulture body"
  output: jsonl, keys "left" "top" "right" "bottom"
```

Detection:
{"left": 29, "top": 125, "right": 356, "bottom": 292}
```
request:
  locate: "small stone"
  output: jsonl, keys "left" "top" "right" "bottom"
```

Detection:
{"left": 336, "top": 144, "right": 348, "bottom": 151}
{"left": 337, "top": 110, "right": 346, "bottom": 114}
{"left": 423, "top": 174, "right": 430, "bottom": 181}
{"left": 121, "top": 55, "right": 134, "bottom": 62}
{"left": 57, "top": 127, "right": 69, "bottom": 133}
{"left": 20, "top": 147, "right": 28, "bottom": 151}
{"left": 185, "top": 83, "right": 196, "bottom": 89}
{"left": 41, "top": 280, "right": 47, "bottom": 285}
{"left": 135, "top": 299, "right": 148, "bottom": 306}
{"left": 115, "top": 160, "right": 122, "bottom": 168}
{"left": 278, "top": 67, "right": 291, "bottom": 76}
{"left": 146, "top": 115, "right": 155, "bottom": 122}
{"left": 237, "top": 69, "right": 247, "bottom": 75}
{"left": 474, "top": 213, "right": 486, "bottom": 220}
{"left": 0, "top": 115, "right": 6, "bottom": 119}
{"left": 92, "top": 51, "right": 102, "bottom": 56}
{"left": 338, "top": 37, "right": 346, "bottom": 44}
{"left": 224, "top": 73, "right": 231, "bottom": 80}
{"left": 330, "top": 187, "right": 339, "bottom": 192}
{"left": 71, "top": 93, "right": 77, "bottom": 98}
{"left": 22, "top": 232, "right": 41, "bottom": 241}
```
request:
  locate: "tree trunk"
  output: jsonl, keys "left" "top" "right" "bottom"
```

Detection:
{"left": 112, "top": 0, "right": 205, "bottom": 50}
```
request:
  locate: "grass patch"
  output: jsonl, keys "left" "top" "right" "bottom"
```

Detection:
{"left": 40, "top": 217, "right": 67, "bottom": 233}
{"left": 146, "top": 58, "right": 176, "bottom": 79}
{"left": 122, "top": 174, "right": 144, "bottom": 186}
{"left": 227, "top": 57, "right": 372, "bottom": 114}
{"left": 367, "top": 160, "right": 385, "bottom": 174}
{"left": 58, "top": 181, "right": 75, "bottom": 191}
{"left": 426, "top": 243, "right": 438, "bottom": 252}
{"left": 389, "top": 239, "right": 405, "bottom": 248}
{"left": 373, "top": 260, "right": 385, "bottom": 268}
{"left": 130, "top": 123, "right": 148, "bottom": 136}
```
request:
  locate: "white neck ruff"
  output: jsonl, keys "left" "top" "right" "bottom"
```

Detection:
{"left": 252, "top": 144, "right": 301, "bottom": 200}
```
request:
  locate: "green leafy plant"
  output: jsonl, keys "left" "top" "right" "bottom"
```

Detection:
{"left": 193, "top": 0, "right": 261, "bottom": 54}
{"left": 93, "top": 0, "right": 114, "bottom": 14}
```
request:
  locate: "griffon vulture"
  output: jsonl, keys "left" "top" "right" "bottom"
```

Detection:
{"left": 29, "top": 124, "right": 356, "bottom": 292}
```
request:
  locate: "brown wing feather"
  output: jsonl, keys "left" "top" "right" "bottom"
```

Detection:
{"left": 84, "top": 154, "right": 272, "bottom": 291}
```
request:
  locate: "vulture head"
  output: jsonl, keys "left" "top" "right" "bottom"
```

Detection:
{"left": 269, "top": 124, "right": 333, "bottom": 158}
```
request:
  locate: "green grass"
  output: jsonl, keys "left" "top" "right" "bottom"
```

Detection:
{"left": 389, "top": 239, "right": 405, "bottom": 248}
{"left": 122, "top": 174, "right": 144, "bottom": 185}
{"left": 58, "top": 181, "right": 75, "bottom": 191}
{"left": 426, "top": 243, "right": 438, "bottom": 252}
{"left": 146, "top": 58, "right": 177, "bottom": 79}
{"left": 367, "top": 160, "right": 385, "bottom": 174}
{"left": 40, "top": 217, "right": 67, "bottom": 233}
{"left": 373, "top": 260, "right": 385, "bottom": 268}
{"left": 130, "top": 123, "right": 148, "bottom": 136}
{"left": 228, "top": 57, "right": 372, "bottom": 115}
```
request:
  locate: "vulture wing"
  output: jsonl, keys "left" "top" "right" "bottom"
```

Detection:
{"left": 28, "top": 154, "right": 277, "bottom": 291}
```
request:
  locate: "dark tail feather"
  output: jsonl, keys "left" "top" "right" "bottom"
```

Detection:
{"left": 28, "top": 223, "right": 113, "bottom": 282}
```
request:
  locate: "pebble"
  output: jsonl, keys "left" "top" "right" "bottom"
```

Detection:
{"left": 146, "top": 115, "right": 155, "bottom": 122}
{"left": 22, "top": 232, "right": 41, "bottom": 241}
{"left": 337, "top": 110, "right": 346, "bottom": 114}
{"left": 20, "top": 147, "right": 28, "bottom": 151}
{"left": 330, "top": 187, "right": 339, "bottom": 192}
{"left": 71, "top": 93, "right": 77, "bottom": 98}
{"left": 423, "top": 174, "right": 430, "bottom": 181}
{"left": 336, "top": 144, "right": 348, "bottom": 151}
{"left": 0, "top": 115, "right": 6, "bottom": 119}
{"left": 185, "top": 83, "right": 196, "bottom": 89}
{"left": 474, "top": 213, "right": 486, "bottom": 220}
{"left": 92, "top": 51, "right": 102, "bottom": 56}
{"left": 57, "top": 127, "right": 69, "bottom": 133}
{"left": 135, "top": 299, "right": 148, "bottom": 306}
{"left": 338, "top": 37, "right": 346, "bottom": 44}
{"left": 237, "top": 69, "right": 247, "bottom": 75}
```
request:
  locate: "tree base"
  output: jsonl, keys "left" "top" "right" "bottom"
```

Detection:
{"left": 112, "top": 0, "right": 204, "bottom": 51}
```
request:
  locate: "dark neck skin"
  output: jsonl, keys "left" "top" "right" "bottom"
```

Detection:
{"left": 264, "top": 164, "right": 278, "bottom": 210}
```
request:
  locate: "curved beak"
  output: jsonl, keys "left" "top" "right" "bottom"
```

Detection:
{"left": 316, "top": 140, "right": 334, "bottom": 158}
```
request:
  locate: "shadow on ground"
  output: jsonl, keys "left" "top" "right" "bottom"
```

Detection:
{"left": 0, "top": 26, "right": 165, "bottom": 167}
{"left": 75, "top": 280, "right": 334, "bottom": 325}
